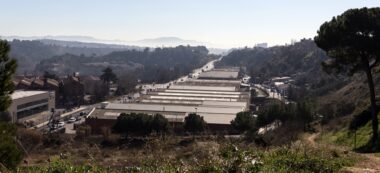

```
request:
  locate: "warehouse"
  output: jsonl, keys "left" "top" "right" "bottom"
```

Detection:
{"left": 7, "top": 90, "right": 55, "bottom": 124}
{"left": 87, "top": 67, "right": 250, "bottom": 133}
{"left": 198, "top": 68, "right": 239, "bottom": 80}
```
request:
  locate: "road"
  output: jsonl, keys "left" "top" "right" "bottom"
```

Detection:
{"left": 62, "top": 57, "right": 223, "bottom": 133}
{"left": 33, "top": 105, "right": 96, "bottom": 134}
{"left": 37, "top": 57, "right": 223, "bottom": 134}
{"left": 254, "top": 84, "right": 284, "bottom": 101}
{"left": 138, "top": 56, "right": 223, "bottom": 92}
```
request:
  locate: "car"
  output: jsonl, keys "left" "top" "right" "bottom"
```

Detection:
{"left": 68, "top": 117, "right": 76, "bottom": 123}
{"left": 79, "top": 111, "right": 87, "bottom": 116}
{"left": 58, "top": 121, "right": 65, "bottom": 127}
{"left": 76, "top": 116, "right": 82, "bottom": 121}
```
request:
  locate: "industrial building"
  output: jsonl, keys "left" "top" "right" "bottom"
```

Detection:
{"left": 7, "top": 90, "right": 55, "bottom": 124}
{"left": 87, "top": 68, "right": 250, "bottom": 133}
{"left": 198, "top": 68, "right": 240, "bottom": 80}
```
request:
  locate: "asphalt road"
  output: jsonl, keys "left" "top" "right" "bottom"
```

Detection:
{"left": 138, "top": 56, "right": 222, "bottom": 92}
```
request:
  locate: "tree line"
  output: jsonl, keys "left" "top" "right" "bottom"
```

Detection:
{"left": 36, "top": 45, "right": 217, "bottom": 84}
{"left": 113, "top": 113, "right": 207, "bottom": 137}
{"left": 231, "top": 101, "right": 315, "bottom": 134}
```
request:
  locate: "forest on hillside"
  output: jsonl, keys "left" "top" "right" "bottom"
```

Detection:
{"left": 8, "top": 39, "right": 138, "bottom": 73}
{"left": 217, "top": 39, "right": 349, "bottom": 97}
{"left": 218, "top": 39, "right": 380, "bottom": 124}
{"left": 36, "top": 45, "right": 216, "bottom": 83}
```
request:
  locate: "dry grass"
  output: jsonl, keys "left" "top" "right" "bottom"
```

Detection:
{"left": 22, "top": 134, "right": 239, "bottom": 171}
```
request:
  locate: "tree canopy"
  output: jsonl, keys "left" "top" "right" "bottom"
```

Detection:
{"left": 315, "top": 8, "right": 380, "bottom": 75}
{"left": 184, "top": 113, "right": 207, "bottom": 135}
{"left": 100, "top": 67, "right": 117, "bottom": 84}
{"left": 315, "top": 7, "right": 380, "bottom": 142}
{"left": 231, "top": 112, "right": 255, "bottom": 133}
{"left": 0, "top": 40, "right": 17, "bottom": 112}
{"left": 0, "top": 123, "right": 23, "bottom": 170}
{"left": 113, "top": 113, "right": 169, "bottom": 136}
{"left": 36, "top": 46, "right": 215, "bottom": 84}
{"left": 256, "top": 101, "right": 314, "bottom": 129}
{"left": 0, "top": 40, "right": 21, "bottom": 170}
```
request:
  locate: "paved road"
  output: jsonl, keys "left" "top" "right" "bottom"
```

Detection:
{"left": 254, "top": 84, "right": 284, "bottom": 101}
{"left": 138, "top": 56, "right": 223, "bottom": 92}
{"left": 33, "top": 105, "right": 96, "bottom": 134}
{"left": 39, "top": 57, "right": 223, "bottom": 134}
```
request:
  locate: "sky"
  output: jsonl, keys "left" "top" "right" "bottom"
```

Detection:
{"left": 0, "top": 0, "right": 379, "bottom": 48}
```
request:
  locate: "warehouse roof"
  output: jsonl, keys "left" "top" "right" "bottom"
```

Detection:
{"left": 11, "top": 90, "right": 48, "bottom": 100}
{"left": 156, "top": 92, "right": 240, "bottom": 98}
{"left": 149, "top": 95, "right": 238, "bottom": 102}
{"left": 140, "top": 99, "right": 247, "bottom": 108}
{"left": 105, "top": 103, "right": 243, "bottom": 115}
{"left": 170, "top": 85, "right": 236, "bottom": 91}
{"left": 198, "top": 71, "right": 239, "bottom": 79}
{"left": 90, "top": 108, "right": 237, "bottom": 124}
{"left": 164, "top": 89, "right": 243, "bottom": 95}
{"left": 187, "top": 79, "right": 241, "bottom": 83}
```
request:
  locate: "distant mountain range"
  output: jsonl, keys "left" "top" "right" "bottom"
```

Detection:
{"left": 1, "top": 35, "right": 227, "bottom": 54}
{"left": 129, "top": 37, "right": 206, "bottom": 47}
{"left": 1, "top": 35, "right": 124, "bottom": 45}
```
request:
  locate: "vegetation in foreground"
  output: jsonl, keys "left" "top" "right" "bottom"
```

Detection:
{"left": 322, "top": 113, "right": 380, "bottom": 152}
{"left": 16, "top": 138, "right": 357, "bottom": 173}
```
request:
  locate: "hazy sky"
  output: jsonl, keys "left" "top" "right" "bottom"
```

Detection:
{"left": 0, "top": 0, "right": 379, "bottom": 48}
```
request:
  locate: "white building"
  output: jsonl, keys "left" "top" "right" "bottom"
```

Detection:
{"left": 8, "top": 90, "right": 55, "bottom": 123}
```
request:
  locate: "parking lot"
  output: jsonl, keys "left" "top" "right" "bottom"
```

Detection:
{"left": 40, "top": 107, "right": 92, "bottom": 134}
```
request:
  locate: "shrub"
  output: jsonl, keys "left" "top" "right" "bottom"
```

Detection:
{"left": 184, "top": 113, "right": 207, "bottom": 135}
{"left": 262, "top": 145, "right": 354, "bottom": 172}
{"left": 0, "top": 122, "right": 23, "bottom": 170}
{"left": 113, "top": 113, "right": 169, "bottom": 137}
{"left": 17, "top": 158, "right": 107, "bottom": 173}
{"left": 151, "top": 114, "right": 169, "bottom": 134}
{"left": 231, "top": 111, "right": 256, "bottom": 133}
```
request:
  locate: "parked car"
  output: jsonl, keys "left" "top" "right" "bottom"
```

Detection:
{"left": 79, "top": 111, "right": 87, "bottom": 116}
{"left": 68, "top": 117, "right": 76, "bottom": 123}
{"left": 76, "top": 116, "right": 82, "bottom": 121}
{"left": 58, "top": 121, "right": 65, "bottom": 127}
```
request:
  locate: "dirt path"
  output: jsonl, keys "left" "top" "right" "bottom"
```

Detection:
{"left": 342, "top": 154, "right": 380, "bottom": 173}
{"left": 306, "top": 132, "right": 319, "bottom": 145}
{"left": 305, "top": 132, "right": 380, "bottom": 172}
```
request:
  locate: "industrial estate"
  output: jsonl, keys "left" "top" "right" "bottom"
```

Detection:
{"left": 87, "top": 67, "right": 250, "bottom": 133}
{"left": 1, "top": 3, "right": 379, "bottom": 172}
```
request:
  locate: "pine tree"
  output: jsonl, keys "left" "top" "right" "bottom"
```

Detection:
{"left": 0, "top": 40, "right": 17, "bottom": 112}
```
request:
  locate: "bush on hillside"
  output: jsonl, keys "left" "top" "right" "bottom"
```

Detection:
{"left": 113, "top": 113, "right": 169, "bottom": 137}
{"left": 0, "top": 122, "right": 23, "bottom": 170}
{"left": 183, "top": 113, "right": 207, "bottom": 135}
{"left": 231, "top": 111, "right": 256, "bottom": 133}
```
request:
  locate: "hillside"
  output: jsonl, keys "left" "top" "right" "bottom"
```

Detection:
{"left": 36, "top": 45, "right": 216, "bottom": 83}
{"left": 218, "top": 39, "right": 380, "bottom": 122}
{"left": 218, "top": 39, "right": 348, "bottom": 96}
{"left": 8, "top": 39, "right": 140, "bottom": 74}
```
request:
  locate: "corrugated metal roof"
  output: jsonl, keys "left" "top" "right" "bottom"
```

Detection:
{"left": 149, "top": 95, "right": 238, "bottom": 102}
{"left": 186, "top": 79, "right": 241, "bottom": 84}
{"left": 201, "top": 100, "right": 247, "bottom": 107}
{"left": 156, "top": 92, "right": 240, "bottom": 98}
{"left": 198, "top": 71, "right": 239, "bottom": 79}
{"left": 164, "top": 89, "right": 243, "bottom": 95}
{"left": 106, "top": 103, "right": 243, "bottom": 115}
{"left": 170, "top": 85, "right": 236, "bottom": 91}
{"left": 11, "top": 90, "right": 48, "bottom": 100}
{"left": 90, "top": 109, "right": 237, "bottom": 124}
